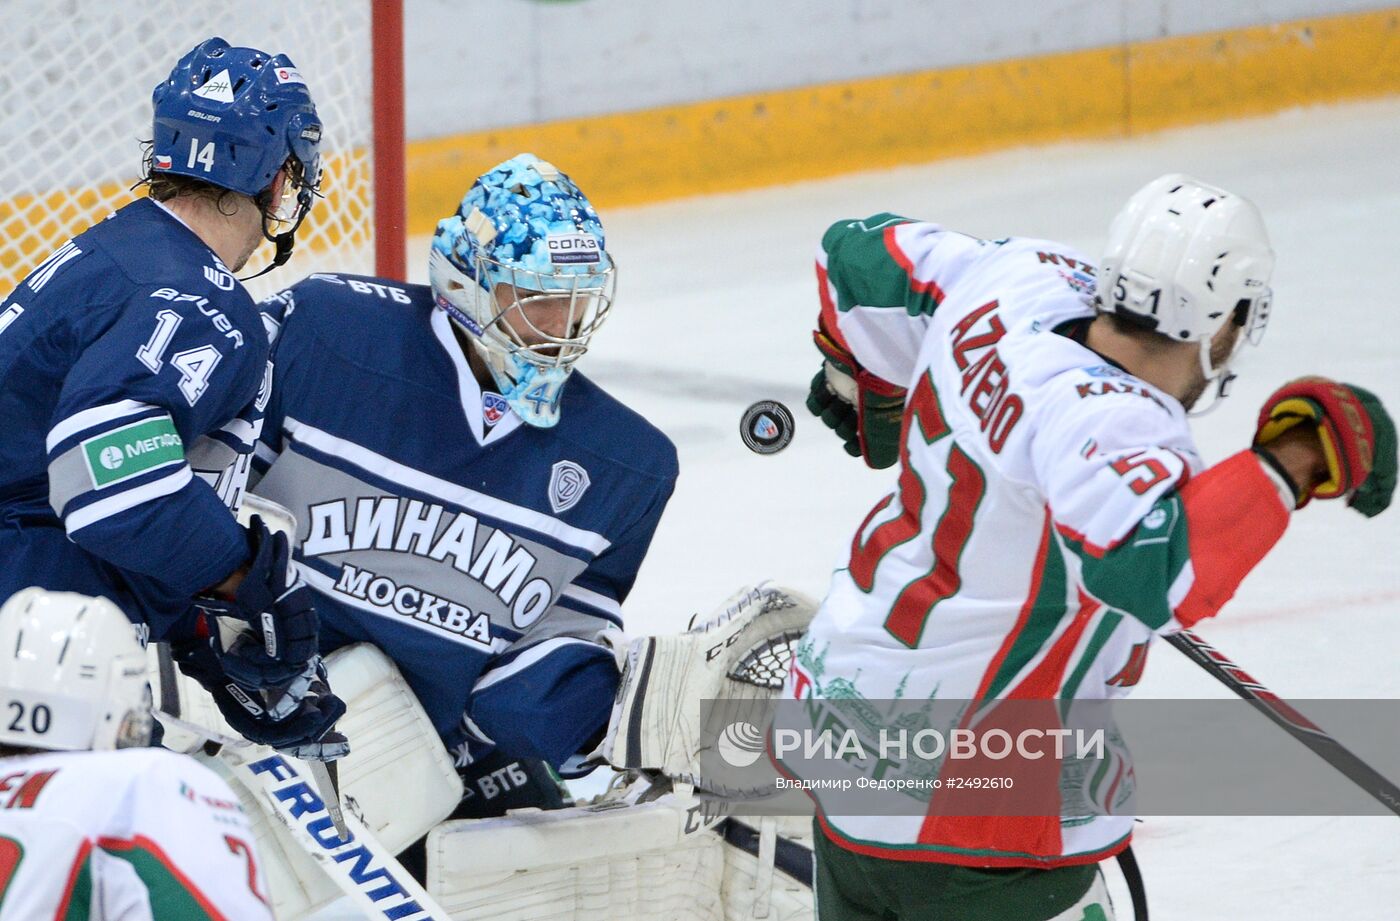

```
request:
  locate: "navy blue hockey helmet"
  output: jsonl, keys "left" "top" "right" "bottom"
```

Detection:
{"left": 151, "top": 38, "right": 322, "bottom": 209}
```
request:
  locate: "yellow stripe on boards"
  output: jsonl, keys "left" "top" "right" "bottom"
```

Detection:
{"left": 406, "top": 7, "right": 1400, "bottom": 233}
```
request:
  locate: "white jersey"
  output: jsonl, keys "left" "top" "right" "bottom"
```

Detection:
{"left": 786, "top": 215, "right": 1293, "bottom": 866}
{"left": 0, "top": 748, "right": 272, "bottom": 921}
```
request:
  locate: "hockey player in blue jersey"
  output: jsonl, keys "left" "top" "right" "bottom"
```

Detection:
{"left": 252, "top": 154, "right": 678, "bottom": 823}
{"left": 0, "top": 39, "right": 344, "bottom": 756}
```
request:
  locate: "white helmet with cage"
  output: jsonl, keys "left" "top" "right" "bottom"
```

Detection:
{"left": 1097, "top": 173, "right": 1275, "bottom": 391}
{"left": 428, "top": 153, "right": 615, "bottom": 428}
{"left": 0, "top": 588, "right": 153, "bottom": 753}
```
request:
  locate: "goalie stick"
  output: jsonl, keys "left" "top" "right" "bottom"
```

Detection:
{"left": 1166, "top": 629, "right": 1400, "bottom": 817}
{"left": 155, "top": 644, "right": 455, "bottom": 921}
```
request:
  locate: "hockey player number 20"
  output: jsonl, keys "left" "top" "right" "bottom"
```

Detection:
{"left": 137, "top": 309, "right": 223, "bottom": 406}
{"left": 849, "top": 373, "right": 987, "bottom": 648}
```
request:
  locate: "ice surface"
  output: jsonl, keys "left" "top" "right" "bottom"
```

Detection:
{"left": 315, "top": 98, "right": 1400, "bottom": 919}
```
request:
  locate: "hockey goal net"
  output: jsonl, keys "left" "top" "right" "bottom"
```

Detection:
{"left": 0, "top": 0, "right": 404, "bottom": 301}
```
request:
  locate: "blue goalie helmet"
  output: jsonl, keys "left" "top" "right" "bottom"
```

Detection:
{"left": 151, "top": 37, "right": 322, "bottom": 227}
{"left": 429, "top": 153, "right": 616, "bottom": 428}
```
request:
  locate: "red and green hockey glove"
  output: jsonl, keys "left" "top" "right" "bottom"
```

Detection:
{"left": 1253, "top": 376, "right": 1396, "bottom": 517}
{"left": 806, "top": 324, "right": 906, "bottom": 469}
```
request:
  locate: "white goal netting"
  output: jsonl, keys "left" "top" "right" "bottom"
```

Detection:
{"left": 0, "top": 0, "right": 382, "bottom": 301}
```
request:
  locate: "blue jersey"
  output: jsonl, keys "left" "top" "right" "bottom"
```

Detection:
{"left": 0, "top": 199, "right": 267, "bottom": 637}
{"left": 252, "top": 274, "right": 678, "bottom": 770}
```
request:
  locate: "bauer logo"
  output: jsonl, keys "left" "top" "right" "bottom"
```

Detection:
{"left": 718, "top": 721, "right": 766, "bottom": 767}
{"left": 739, "top": 400, "right": 795, "bottom": 455}
{"left": 545, "top": 233, "right": 601, "bottom": 264}
{"left": 548, "top": 460, "right": 591, "bottom": 513}
{"left": 274, "top": 67, "right": 305, "bottom": 85}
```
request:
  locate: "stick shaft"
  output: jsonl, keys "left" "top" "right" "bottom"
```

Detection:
{"left": 1167, "top": 629, "right": 1400, "bottom": 817}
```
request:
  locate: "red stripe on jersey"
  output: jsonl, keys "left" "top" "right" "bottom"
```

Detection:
{"left": 814, "top": 260, "right": 856, "bottom": 357}
{"left": 882, "top": 225, "right": 948, "bottom": 304}
{"left": 1174, "top": 450, "right": 1290, "bottom": 628}
{"left": 53, "top": 838, "right": 93, "bottom": 921}
{"left": 97, "top": 834, "right": 230, "bottom": 921}
{"left": 820, "top": 813, "right": 1132, "bottom": 868}
{"left": 916, "top": 562, "right": 1101, "bottom": 857}
{"left": 1008, "top": 589, "right": 1102, "bottom": 700}
{"left": 970, "top": 509, "right": 1052, "bottom": 701}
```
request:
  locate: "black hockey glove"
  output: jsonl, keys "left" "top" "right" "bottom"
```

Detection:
{"left": 806, "top": 324, "right": 906, "bottom": 469}
{"left": 198, "top": 514, "right": 319, "bottom": 688}
{"left": 172, "top": 639, "right": 349, "bottom": 760}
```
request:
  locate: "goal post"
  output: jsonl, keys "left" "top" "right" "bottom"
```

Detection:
{"left": 372, "top": 0, "right": 407, "bottom": 283}
{"left": 0, "top": 0, "right": 407, "bottom": 300}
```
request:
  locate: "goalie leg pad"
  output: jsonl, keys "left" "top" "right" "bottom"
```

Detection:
{"left": 324, "top": 642, "right": 464, "bottom": 852}
{"left": 427, "top": 781, "right": 814, "bottom": 921}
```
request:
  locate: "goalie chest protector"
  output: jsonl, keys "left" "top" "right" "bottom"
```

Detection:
{"left": 253, "top": 274, "right": 677, "bottom": 751}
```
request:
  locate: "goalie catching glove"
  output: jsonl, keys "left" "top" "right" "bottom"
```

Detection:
{"left": 597, "top": 584, "right": 817, "bottom": 789}
{"left": 1254, "top": 376, "right": 1397, "bottom": 516}
{"left": 807, "top": 323, "right": 906, "bottom": 469}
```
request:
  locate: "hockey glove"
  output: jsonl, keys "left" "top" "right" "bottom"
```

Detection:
{"left": 806, "top": 325, "right": 906, "bottom": 469}
{"left": 172, "top": 640, "right": 349, "bottom": 759}
{"left": 1254, "top": 376, "right": 1397, "bottom": 517}
{"left": 199, "top": 514, "right": 320, "bottom": 688}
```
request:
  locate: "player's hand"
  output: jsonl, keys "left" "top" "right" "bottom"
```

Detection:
{"left": 172, "top": 641, "right": 349, "bottom": 758}
{"left": 806, "top": 324, "right": 905, "bottom": 469}
{"left": 200, "top": 515, "right": 319, "bottom": 687}
{"left": 1254, "top": 377, "right": 1396, "bottom": 517}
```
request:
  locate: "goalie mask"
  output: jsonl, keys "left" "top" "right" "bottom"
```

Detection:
{"left": 0, "top": 589, "right": 153, "bottom": 753}
{"left": 429, "top": 153, "right": 616, "bottom": 428}
{"left": 1098, "top": 173, "right": 1274, "bottom": 410}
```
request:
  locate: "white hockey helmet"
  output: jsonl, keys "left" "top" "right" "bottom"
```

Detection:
{"left": 0, "top": 588, "right": 153, "bottom": 752}
{"left": 1098, "top": 173, "right": 1274, "bottom": 383}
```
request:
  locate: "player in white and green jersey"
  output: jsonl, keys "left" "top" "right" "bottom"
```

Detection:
{"left": 787, "top": 175, "right": 1396, "bottom": 920}
{"left": 0, "top": 589, "right": 272, "bottom": 921}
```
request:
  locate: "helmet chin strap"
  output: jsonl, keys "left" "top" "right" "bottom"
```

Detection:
{"left": 1186, "top": 334, "right": 1238, "bottom": 417}
{"left": 1187, "top": 370, "right": 1236, "bottom": 417}
{"left": 239, "top": 181, "right": 311, "bottom": 282}
{"left": 238, "top": 229, "right": 295, "bottom": 282}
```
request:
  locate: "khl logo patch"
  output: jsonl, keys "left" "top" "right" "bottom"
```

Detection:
{"left": 549, "top": 460, "right": 590, "bottom": 513}
{"left": 482, "top": 392, "right": 509, "bottom": 426}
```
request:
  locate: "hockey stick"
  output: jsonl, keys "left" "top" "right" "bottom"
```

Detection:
{"left": 1166, "top": 629, "right": 1400, "bottom": 817}
{"left": 222, "top": 747, "right": 457, "bottom": 921}
{"left": 156, "top": 645, "right": 457, "bottom": 921}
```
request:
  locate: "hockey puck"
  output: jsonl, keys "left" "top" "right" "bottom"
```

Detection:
{"left": 739, "top": 400, "right": 795, "bottom": 455}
